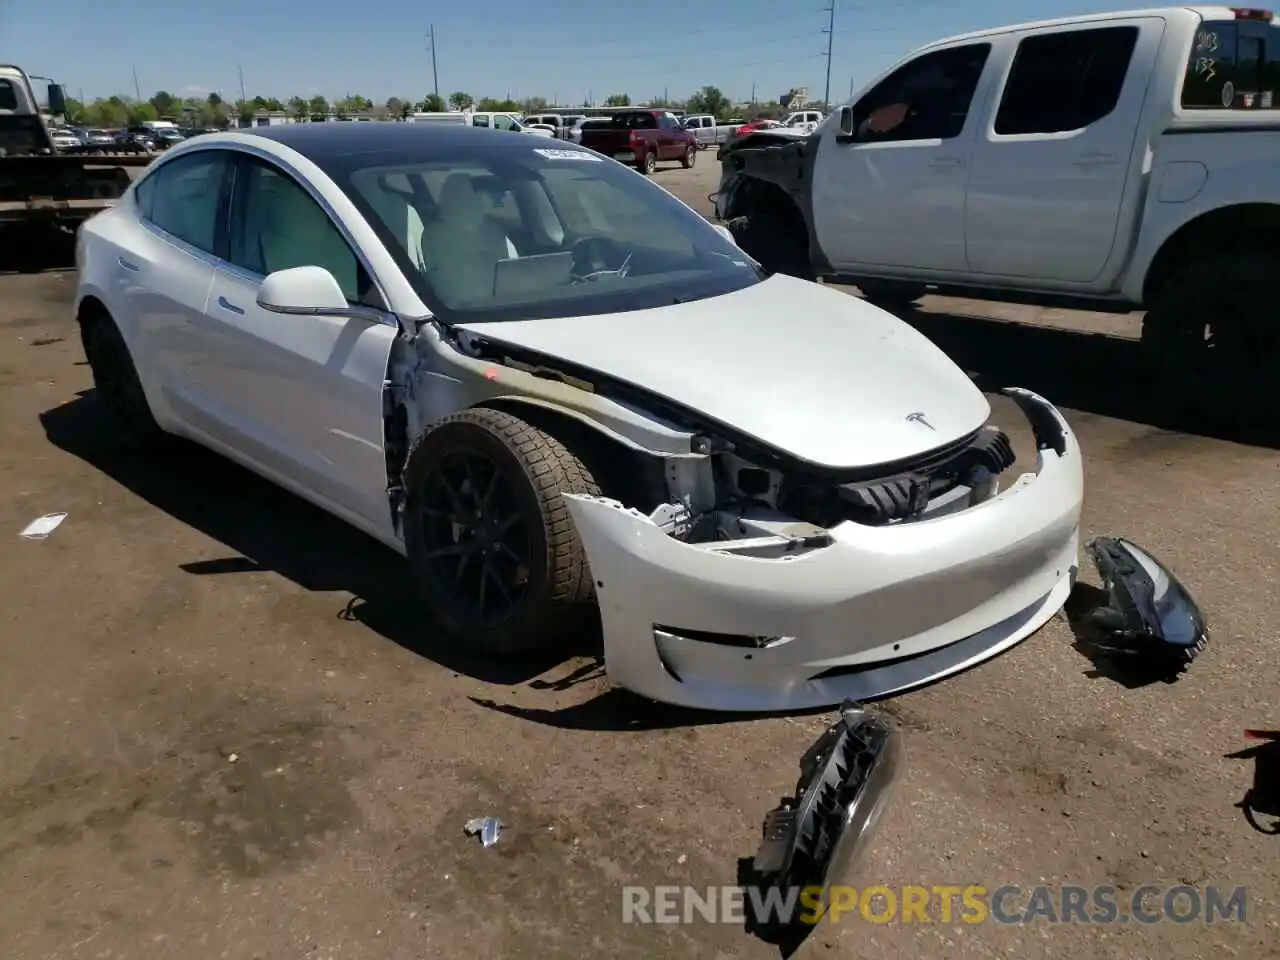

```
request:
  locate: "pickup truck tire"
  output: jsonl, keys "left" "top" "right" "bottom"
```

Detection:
{"left": 1141, "top": 253, "right": 1279, "bottom": 398}
{"left": 857, "top": 280, "right": 926, "bottom": 315}
{"left": 726, "top": 208, "right": 814, "bottom": 281}
{"left": 640, "top": 150, "right": 657, "bottom": 176}
{"left": 681, "top": 145, "right": 696, "bottom": 169}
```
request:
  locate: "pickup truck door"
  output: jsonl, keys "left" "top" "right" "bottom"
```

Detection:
{"left": 810, "top": 42, "right": 994, "bottom": 273}
{"left": 964, "top": 18, "right": 1163, "bottom": 284}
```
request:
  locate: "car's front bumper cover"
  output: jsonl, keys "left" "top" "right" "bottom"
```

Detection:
{"left": 562, "top": 388, "right": 1084, "bottom": 712}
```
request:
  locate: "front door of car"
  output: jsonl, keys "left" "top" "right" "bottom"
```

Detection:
{"left": 810, "top": 42, "right": 993, "bottom": 274}
{"left": 202, "top": 154, "right": 398, "bottom": 535}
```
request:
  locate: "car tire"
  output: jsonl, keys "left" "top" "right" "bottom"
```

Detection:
{"left": 681, "top": 145, "right": 696, "bottom": 169}
{"left": 402, "top": 407, "right": 602, "bottom": 655}
{"left": 640, "top": 151, "right": 657, "bottom": 175}
{"left": 81, "top": 313, "right": 165, "bottom": 450}
{"left": 727, "top": 206, "right": 814, "bottom": 281}
{"left": 1141, "top": 252, "right": 1280, "bottom": 401}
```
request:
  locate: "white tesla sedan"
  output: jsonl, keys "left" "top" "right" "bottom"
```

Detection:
{"left": 75, "top": 123, "right": 1084, "bottom": 712}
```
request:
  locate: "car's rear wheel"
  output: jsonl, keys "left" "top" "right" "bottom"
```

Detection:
{"left": 640, "top": 150, "right": 657, "bottom": 175}
{"left": 402, "top": 408, "right": 601, "bottom": 655}
{"left": 681, "top": 145, "right": 696, "bottom": 169}
{"left": 81, "top": 311, "right": 165, "bottom": 450}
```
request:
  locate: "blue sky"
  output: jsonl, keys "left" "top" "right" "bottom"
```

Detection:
{"left": 6, "top": 0, "right": 1133, "bottom": 105}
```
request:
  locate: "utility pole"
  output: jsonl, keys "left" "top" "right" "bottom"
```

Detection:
{"left": 849, "top": 76, "right": 855, "bottom": 99}
{"left": 751, "top": 82, "right": 756, "bottom": 106}
{"left": 425, "top": 26, "right": 440, "bottom": 100}
{"left": 132, "top": 66, "right": 141, "bottom": 100}
{"left": 822, "top": 0, "right": 836, "bottom": 112}
{"left": 238, "top": 64, "right": 247, "bottom": 103}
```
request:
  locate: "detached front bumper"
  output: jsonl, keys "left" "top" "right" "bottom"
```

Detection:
{"left": 563, "top": 388, "right": 1083, "bottom": 712}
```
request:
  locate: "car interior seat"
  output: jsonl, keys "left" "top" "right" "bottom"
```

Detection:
{"left": 419, "top": 172, "right": 518, "bottom": 306}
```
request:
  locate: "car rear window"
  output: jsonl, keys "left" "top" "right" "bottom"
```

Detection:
{"left": 0, "top": 80, "right": 17, "bottom": 111}
{"left": 1182, "top": 19, "right": 1280, "bottom": 108}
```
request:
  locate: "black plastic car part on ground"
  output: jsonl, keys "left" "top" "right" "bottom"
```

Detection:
{"left": 752, "top": 702, "right": 901, "bottom": 915}
{"left": 1085, "top": 536, "right": 1209, "bottom": 665}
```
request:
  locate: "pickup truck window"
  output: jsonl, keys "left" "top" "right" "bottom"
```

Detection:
{"left": 0, "top": 80, "right": 16, "bottom": 111}
{"left": 851, "top": 43, "right": 990, "bottom": 142}
{"left": 1181, "top": 21, "right": 1278, "bottom": 108}
{"left": 995, "top": 26, "right": 1138, "bottom": 135}
{"left": 611, "top": 111, "right": 657, "bottom": 129}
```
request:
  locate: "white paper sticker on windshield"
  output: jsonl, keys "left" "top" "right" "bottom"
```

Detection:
{"left": 533, "top": 148, "right": 602, "bottom": 161}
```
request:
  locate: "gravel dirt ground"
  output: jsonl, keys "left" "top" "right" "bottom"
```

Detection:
{"left": 0, "top": 159, "right": 1277, "bottom": 960}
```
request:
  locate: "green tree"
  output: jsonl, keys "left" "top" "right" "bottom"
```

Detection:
{"left": 385, "top": 96, "right": 407, "bottom": 119}
{"left": 521, "top": 95, "right": 548, "bottom": 113}
{"left": 288, "top": 96, "right": 309, "bottom": 121}
{"left": 308, "top": 95, "right": 329, "bottom": 117}
{"left": 448, "top": 90, "right": 473, "bottom": 110}
{"left": 605, "top": 93, "right": 630, "bottom": 107}
{"left": 62, "top": 96, "right": 86, "bottom": 123}
{"left": 686, "top": 85, "right": 730, "bottom": 119}
{"left": 149, "top": 90, "right": 178, "bottom": 117}
{"left": 207, "top": 91, "right": 223, "bottom": 108}
{"left": 419, "top": 93, "right": 445, "bottom": 112}
{"left": 126, "top": 100, "right": 158, "bottom": 124}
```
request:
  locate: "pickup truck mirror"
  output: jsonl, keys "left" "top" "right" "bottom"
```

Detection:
{"left": 47, "top": 83, "right": 67, "bottom": 116}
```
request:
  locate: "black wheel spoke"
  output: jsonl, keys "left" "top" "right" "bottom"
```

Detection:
{"left": 424, "top": 542, "right": 470, "bottom": 560}
{"left": 417, "top": 444, "right": 531, "bottom": 625}
{"left": 484, "top": 561, "right": 513, "bottom": 604}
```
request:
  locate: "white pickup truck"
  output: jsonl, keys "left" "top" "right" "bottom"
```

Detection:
{"left": 716, "top": 6, "right": 1280, "bottom": 393}
{"left": 683, "top": 114, "right": 746, "bottom": 147}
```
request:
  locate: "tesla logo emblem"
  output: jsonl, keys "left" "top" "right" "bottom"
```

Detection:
{"left": 906, "top": 411, "right": 936, "bottom": 431}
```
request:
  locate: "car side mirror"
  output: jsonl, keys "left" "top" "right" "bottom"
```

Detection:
{"left": 47, "top": 83, "right": 67, "bottom": 116}
{"left": 839, "top": 105, "right": 855, "bottom": 137}
{"left": 258, "top": 266, "right": 348, "bottom": 314}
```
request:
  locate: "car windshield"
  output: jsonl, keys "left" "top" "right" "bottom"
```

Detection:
{"left": 337, "top": 141, "right": 761, "bottom": 323}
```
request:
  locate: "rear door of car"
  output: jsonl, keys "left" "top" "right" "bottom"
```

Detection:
{"left": 200, "top": 152, "right": 399, "bottom": 534}
{"left": 119, "top": 148, "right": 233, "bottom": 432}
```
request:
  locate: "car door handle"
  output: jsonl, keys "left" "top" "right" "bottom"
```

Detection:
{"left": 117, "top": 256, "right": 140, "bottom": 272}
{"left": 930, "top": 156, "right": 964, "bottom": 169}
{"left": 1074, "top": 151, "right": 1119, "bottom": 166}
{"left": 216, "top": 295, "right": 245, "bottom": 315}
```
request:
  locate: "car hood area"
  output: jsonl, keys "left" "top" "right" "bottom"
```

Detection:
{"left": 454, "top": 275, "right": 990, "bottom": 471}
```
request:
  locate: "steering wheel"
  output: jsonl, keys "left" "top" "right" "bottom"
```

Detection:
{"left": 570, "top": 235, "right": 632, "bottom": 282}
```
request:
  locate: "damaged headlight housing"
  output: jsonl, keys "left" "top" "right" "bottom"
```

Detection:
{"left": 1086, "top": 537, "right": 1209, "bottom": 664}
{"left": 754, "top": 703, "right": 902, "bottom": 907}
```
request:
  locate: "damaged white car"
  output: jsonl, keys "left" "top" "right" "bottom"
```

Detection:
{"left": 75, "top": 123, "right": 1084, "bottom": 711}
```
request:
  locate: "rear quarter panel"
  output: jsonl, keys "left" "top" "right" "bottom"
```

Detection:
{"left": 1123, "top": 127, "right": 1280, "bottom": 302}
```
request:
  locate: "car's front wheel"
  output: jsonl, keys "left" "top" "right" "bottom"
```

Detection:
{"left": 81, "top": 311, "right": 165, "bottom": 450}
{"left": 402, "top": 408, "right": 601, "bottom": 655}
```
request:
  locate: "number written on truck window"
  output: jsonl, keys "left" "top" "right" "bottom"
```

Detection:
{"left": 994, "top": 26, "right": 1139, "bottom": 135}
{"left": 849, "top": 43, "right": 991, "bottom": 143}
{"left": 1182, "top": 20, "right": 1280, "bottom": 108}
